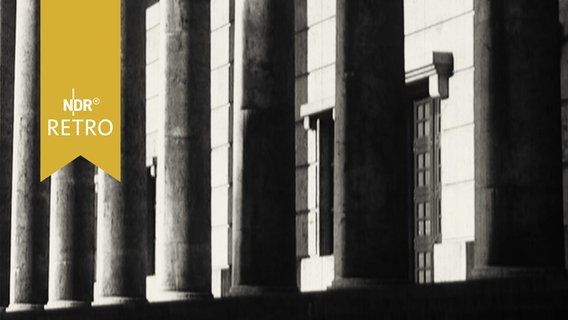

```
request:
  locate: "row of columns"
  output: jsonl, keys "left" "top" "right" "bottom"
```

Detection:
{"left": 332, "top": 0, "right": 565, "bottom": 283}
{"left": 0, "top": 0, "right": 565, "bottom": 311}
{"left": 1, "top": 0, "right": 148, "bottom": 310}
{"left": 0, "top": 0, "right": 213, "bottom": 310}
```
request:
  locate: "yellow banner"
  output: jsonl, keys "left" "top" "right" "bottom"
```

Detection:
{"left": 41, "top": 0, "right": 120, "bottom": 181}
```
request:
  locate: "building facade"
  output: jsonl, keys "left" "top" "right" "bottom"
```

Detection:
{"left": 0, "top": 0, "right": 566, "bottom": 312}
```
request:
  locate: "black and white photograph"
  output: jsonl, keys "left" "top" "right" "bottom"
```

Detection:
{"left": 0, "top": 0, "right": 568, "bottom": 319}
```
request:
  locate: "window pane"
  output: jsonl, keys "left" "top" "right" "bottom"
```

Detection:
{"left": 418, "top": 253, "right": 424, "bottom": 268}
{"left": 425, "top": 270, "right": 432, "bottom": 283}
{"left": 418, "top": 203, "right": 424, "bottom": 218}
{"left": 425, "top": 220, "right": 431, "bottom": 235}
{"left": 424, "top": 170, "right": 430, "bottom": 186}
{"left": 418, "top": 221, "right": 424, "bottom": 236}
{"left": 425, "top": 102, "right": 431, "bottom": 116}
{"left": 424, "top": 120, "right": 430, "bottom": 136}
{"left": 417, "top": 123, "right": 423, "bottom": 137}
{"left": 418, "top": 271, "right": 425, "bottom": 283}
{"left": 425, "top": 202, "right": 431, "bottom": 217}
{"left": 425, "top": 152, "right": 431, "bottom": 168}
{"left": 418, "top": 172, "right": 423, "bottom": 186}
{"left": 425, "top": 252, "right": 432, "bottom": 268}
{"left": 418, "top": 104, "right": 424, "bottom": 119}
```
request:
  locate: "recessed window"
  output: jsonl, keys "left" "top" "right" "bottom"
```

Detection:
{"left": 315, "top": 111, "right": 334, "bottom": 256}
{"left": 304, "top": 110, "right": 334, "bottom": 256}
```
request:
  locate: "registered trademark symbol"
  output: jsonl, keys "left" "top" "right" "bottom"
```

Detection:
{"left": 93, "top": 98, "right": 100, "bottom": 105}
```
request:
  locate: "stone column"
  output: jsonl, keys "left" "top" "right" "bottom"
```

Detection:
{"left": 0, "top": 0, "right": 16, "bottom": 312}
{"left": 473, "top": 0, "right": 565, "bottom": 278}
{"left": 231, "top": 0, "right": 296, "bottom": 294}
{"left": 156, "top": 0, "right": 211, "bottom": 300}
{"left": 8, "top": 0, "right": 50, "bottom": 311}
{"left": 333, "top": 0, "right": 410, "bottom": 287}
{"left": 47, "top": 158, "right": 95, "bottom": 308}
{"left": 95, "top": 0, "right": 147, "bottom": 304}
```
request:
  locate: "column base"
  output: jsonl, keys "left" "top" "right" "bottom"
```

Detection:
{"left": 153, "top": 291, "right": 213, "bottom": 302}
{"left": 92, "top": 296, "right": 147, "bottom": 306}
{"left": 6, "top": 303, "right": 44, "bottom": 312}
{"left": 331, "top": 277, "right": 407, "bottom": 289}
{"left": 46, "top": 300, "right": 91, "bottom": 309}
{"left": 229, "top": 285, "right": 298, "bottom": 296}
{"left": 470, "top": 266, "right": 566, "bottom": 279}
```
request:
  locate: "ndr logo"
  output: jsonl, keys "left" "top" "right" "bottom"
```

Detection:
{"left": 63, "top": 88, "right": 100, "bottom": 116}
{"left": 46, "top": 88, "right": 113, "bottom": 137}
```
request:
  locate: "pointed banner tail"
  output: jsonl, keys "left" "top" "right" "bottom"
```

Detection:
{"left": 40, "top": 0, "right": 120, "bottom": 182}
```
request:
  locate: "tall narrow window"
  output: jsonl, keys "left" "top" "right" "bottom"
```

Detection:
{"left": 413, "top": 97, "right": 441, "bottom": 284}
{"left": 304, "top": 110, "right": 334, "bottom": 257}
{"left": 146, "top": 157, "right": 157, "bottom": 276}
{"left": 317, "top": 111, "right": 334, "bottom": 255}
